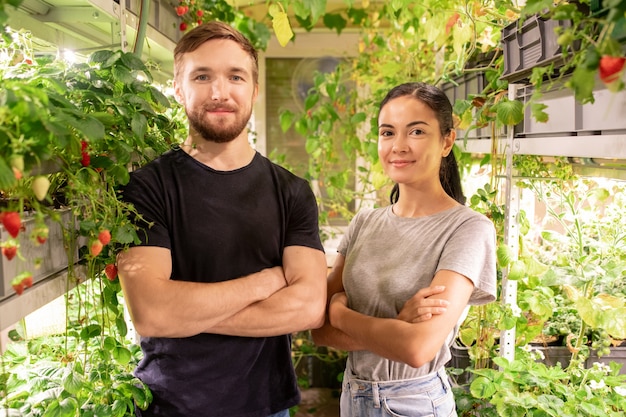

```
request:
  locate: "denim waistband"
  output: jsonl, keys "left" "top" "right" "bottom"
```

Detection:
{"left": 343, "top": 367, "right": 450, "bottom": 408}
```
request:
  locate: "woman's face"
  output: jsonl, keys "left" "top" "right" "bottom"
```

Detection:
{"left": 377, "top": 96, "right": 454, "bottom": 188}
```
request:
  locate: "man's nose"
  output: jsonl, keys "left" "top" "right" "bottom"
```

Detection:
{"left": 210, "top": 79, "right": 227, "bottom": 100}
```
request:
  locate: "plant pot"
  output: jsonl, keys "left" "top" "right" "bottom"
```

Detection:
{"left": 587, "top": 346, "right": 626, "bottom": 374}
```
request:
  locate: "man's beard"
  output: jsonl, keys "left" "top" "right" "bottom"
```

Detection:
{"left": 187, "top": 104, "right": 251, "bottom": 144}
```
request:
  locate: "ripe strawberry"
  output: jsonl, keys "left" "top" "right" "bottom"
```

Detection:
{"left": 33, "top": 226, "right": 49, "bottom": 245}
{"left": 196, "top": 10, "right": 203, "bottom": 17}
{"left": 2, "top": 244, "right": 17, "bottom": 260}
{"left": 90, "top": 240, "right": 103, "bottom": 257}
{"left": 104, "top": 263, "right": 118, "bottom": 281}
{"left": 12, "top": 281, "right": 24, "bottom": 295}
{"left": 98, "top": 229, "right": 111, "bottom": 245}
{"left": 180, "top": 22, "right": 188, "bottom": 31}
{"left": 22, "top": 275, "right": 33, "bottom": 288}
{"left": 32, "top": 175, "right": 51, "bottom": 201}
{"left": 599, "top": 55, "right": 626, "bottom": 85}
{"left": 0, "top": 211, "right": 22, "bottom": 238}
{"left": 81, "top": 152, "right": 91, "bottom": 167}
{"left": 11, "top": 272, "right": 33, "bottom": 295}
{"left": 176, "top": 5, "right": 186, "bottom": 15}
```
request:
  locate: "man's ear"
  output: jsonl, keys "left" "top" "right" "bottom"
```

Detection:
{"left": 173, "top": 80, "right": 184, "bottom": 106}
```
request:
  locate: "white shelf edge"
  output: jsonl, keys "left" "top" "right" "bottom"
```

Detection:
{"left": 458, "top": 134, "right": 626, "bottom": 160}
{"left": 0, "top": 265, "right": 86, "bottom": 332}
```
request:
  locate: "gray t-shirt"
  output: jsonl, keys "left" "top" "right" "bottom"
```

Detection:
{"left": 338, "top": 204, "right": 497, "bottom": 381}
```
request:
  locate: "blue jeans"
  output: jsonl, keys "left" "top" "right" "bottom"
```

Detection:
{"left": 267, "top": 409, "right": 290, "bottom": 417}
{"left": 340, "top": 367, "right": 457, "bottom": 417}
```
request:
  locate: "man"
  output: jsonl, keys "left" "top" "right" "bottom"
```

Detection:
{"left": 117, "top": 21, "right": 327, "bottom": 417}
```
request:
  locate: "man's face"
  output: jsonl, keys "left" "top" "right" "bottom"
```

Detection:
{"left": 174, "top": 39, "right": 258, "bottom": 143}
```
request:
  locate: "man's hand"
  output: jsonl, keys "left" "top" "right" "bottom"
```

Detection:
{"left": 397, "top": 285, "right": 449, "bottom": 323}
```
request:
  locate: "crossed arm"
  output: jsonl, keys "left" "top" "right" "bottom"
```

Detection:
{"left": 311, "top": 254, "right": 473, "bottom": 368}
{"left": 117, "top": 245, "right": 327, "bottom": 338}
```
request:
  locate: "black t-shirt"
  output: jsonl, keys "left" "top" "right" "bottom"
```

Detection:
{"left": 121, "top": 148, "right": 323, "bottom": 417}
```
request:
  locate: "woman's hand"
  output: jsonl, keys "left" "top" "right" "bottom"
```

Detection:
{"left": 397, "top": 285, "right": 449, "bottom": 323}
{"left": 328, "top": 291, "right": 348, "bottom": 328}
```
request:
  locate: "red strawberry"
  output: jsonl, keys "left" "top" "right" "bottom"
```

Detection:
{"left": 175, "top": 5, "right": 186, "bottom": 15}
{"left": 599, "top": 55, "right": 626, "bottom": 85}
{"left": 104, "top": 263, "right": 118, "bottom": 281}
{"left": 0, "top": 211, "right": 22, "bottom": 238}
{"left": 2, "top": 245, "right": 17, "bottom": 260}
{"left": 90, "top": 240, "right": 103, "bottom": 257}
{"left": 81, "top": 152, "right": 91, "bottom": 167}
{"left": 33, "top": 226, "right": 49, "bottom": 245}
{"left": 11, "top": 272, "right": 33, "bottom": 295}
{"left": 98, "top": 229, "right": 111, "bottom": 245}
{"left": 22, "top": 275, "right": 33, "bottom": 288}
{"left": 180, "top": 22, "right": 188, "bottom": 31}
{"left": 12, "top": 281, "right": 24, "bottom": 295}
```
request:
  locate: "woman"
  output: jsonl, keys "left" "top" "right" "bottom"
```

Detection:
{"left": 312, "top": 82, "right": 497, "bottom": 416}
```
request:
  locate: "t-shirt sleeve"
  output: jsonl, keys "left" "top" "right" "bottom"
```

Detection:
{"left": 120, "top": 168, "right": 171, "bottom": 249}
{"left": 284, "top": 179, "right": 324, "bottom": 252}
{"left": 438, "top": 214, "right": 497, "bottom": 305}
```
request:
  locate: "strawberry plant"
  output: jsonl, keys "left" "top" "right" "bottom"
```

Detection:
{"left": 0, "top": 10, "right": 186, "bottom": 414}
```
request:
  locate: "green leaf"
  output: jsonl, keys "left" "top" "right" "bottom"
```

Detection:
{"left": 565, "top": 66, "right": 596, "bottom": 104}
{"left": 530, "top": 102, "right": 549, "bottom": 123}
{"left": 508, "top": 259, "right": 526, "bottom": 280}
{"left": 323, "top": 13, "right": 347, "bottom": 34}
{"left": 520, "top": 0, "right": 554, "bottom": 17}
{"left": 304, "top": 93, "right": 319, "bottom": 111}
{"left": 112, "top": 346, "right": 132, "bottom": 365}
{"left": 305, "top": 137, "right": 319, "bottom": 154}
{"left": 497, "top": 244, "right": 514, "bottom": 267}
{"left": 0, "top": 155, "right": 17, "bottom": 189}
{"left": 279, "top": 110, "right": 294, "bottom": 133}
{"left": 469, "top": 376, "right": 498, "bottom": 399}
{"left": 116, "top": 316, "right": 128, "bottom": 337}
{"left": 121, "top": 52, "right": 148, "bottom": 72}
{"left": 131, "top": 112, "right": 148, "bottom": 140}
{"left": 89, "top": 50, "right": 116, "bottom": 66}
{"left": 79, "top": 324, "right": 102, "bottom": 341}
{"left": 350, "top": 112, "right": 366, "bottom": 124}
{"left": 494, "top": 98, "right": 524, "bottom": 126}
{"left": 271, "top": 11, "right": 294, "bottom": 47}
{"left": 307, "top": 0, "right": 328, "bottom": 24}
{"left": 62, "top": 369, "right": 83, "bottom": 395}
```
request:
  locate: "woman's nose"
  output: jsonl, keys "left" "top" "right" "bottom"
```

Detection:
{"left": 392, "top": 135, "right": 408, "bottom": 153}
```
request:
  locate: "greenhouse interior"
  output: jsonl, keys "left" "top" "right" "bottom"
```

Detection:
{"left": 1, "top": 0, "right": 626, "bottom": 416}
